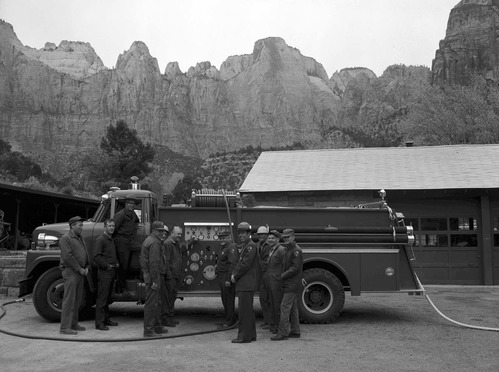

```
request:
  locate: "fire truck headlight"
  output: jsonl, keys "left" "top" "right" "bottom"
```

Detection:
{"left": 36, "top": 233, "right": 59, "bottom": 250}
{"left": 385, "top": 267, "right": 395, "bottom": 276}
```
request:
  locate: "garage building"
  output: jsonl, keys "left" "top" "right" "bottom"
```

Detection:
{"left": 239, "top": 144, "right": 499, "bottom": 285}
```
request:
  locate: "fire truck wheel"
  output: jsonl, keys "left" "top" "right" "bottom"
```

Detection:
{"left": 33, "top": 267, "right": 93, "bottom": 322}
{"left": 299, "top": 268, "right": 345, "bottom": 324}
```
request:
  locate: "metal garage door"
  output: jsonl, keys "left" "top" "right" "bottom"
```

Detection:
{"left": 394, "top": 198, "right": 482, "bottom": 285}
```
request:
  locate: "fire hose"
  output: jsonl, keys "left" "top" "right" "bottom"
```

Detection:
{"left": 0, "top": 298, "right": 238, "bottom": 342}
{"left": 415, "top": 275, "right": 499, "bottom": 332}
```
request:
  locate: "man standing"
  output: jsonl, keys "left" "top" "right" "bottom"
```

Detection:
{"left": 140, "top": 221, "right": 169, "bottom": 338}
{"left": 163, "top": 226, "right": 185, "bottom": 327}
{"left": 256, "top": 225, "right": 271, "bottom": 329}
{"left": 113, "top": 195, "right": 140, "bottom": 294}
{"left": 271, "top": 229, "right": 303, "bottom": 341}
{"left": 231, "top": 222, "right": 259, "bottom": 343}
{"left": 266, "top": 230, "right": 287, "bottom": 334}
{"left": 59, "top": 216, "right": 90, "bottom": 335}
{"left": 215, "top": 230, "right": 239, "bottom": 327}
{"left": 93, "top": 218, "right": 119, "bottom": 331}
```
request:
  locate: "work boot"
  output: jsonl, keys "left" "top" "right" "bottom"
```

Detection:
{"left": 105, "top": 319, "right": 119, "bottom": 326}
{"left": 288, "top": 333, "right": 301, "bottom": 338}
{"left": 154, "top": 326, "right": 169, "bottom": 334}
{"left": 95, "top": 324, "right": 110, "bottom": 331}
{"left": 71, "top": 324, "right": 86, "bottom": 331}
{"left": 271, "top": 334, "right": 288, "bottom": 341}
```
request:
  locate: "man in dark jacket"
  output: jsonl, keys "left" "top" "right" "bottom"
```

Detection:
{"left": 231, "top": 222, "right": 259, "bottom": 343}
{"left": 215, "top": 230, "right": 239, "bottom": 327}
{"left": 113, "top": 196, "right": 140, "bottom": 294}
{"left": 93, "top": 218, "right": 120, "bottom": 330}
{"left": 266, "top": 230, "right": 287, "bottom": 334}
{"left": 163, "top": 226, "right": 190, "bottom": 326}
{"left": 271, "top": 229, "right": 303, "bottom": 341}
{"left": 140, "top": 221, "right": 169, "bottom": 338}
{"left": 59, "top": 216, "right": 90, "bottom": 335}
{"left": 256, "top": 225, "right": 271, "bottom": 329}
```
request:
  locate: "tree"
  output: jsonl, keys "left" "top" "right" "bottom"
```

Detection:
{"left": 86, "top": 120, "right": 155, "bottom": 190}
{"left": 169, "top": 174, "right": 202, "bottom": 204}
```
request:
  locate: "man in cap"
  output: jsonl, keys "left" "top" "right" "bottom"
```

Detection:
{"left": 163, "top": 226, "right": 186, "bottom": 327}
{"left": 59, "top": 216, "right": 90, "bottom": 335}
{"left": 113, "top": 195, "right": 140, "bottom": 294}
{"left": 256, "top": 225, "right": 271, "bottom": 329}
{"left": 271, "top": 228, "right": 303, "bottom": 341}
{"left": 140, "top": 220, "right": 169, "bottom": 337}
{"left": 215, "top": 230, "right": 239, "bottom": 327}
{"left": 266, "top": 230, "right": 287, "bottom": 334}
{"left": 230, "top": 222, "right": 259, "bottom": 343}
{"left": 93, "top": 218, "right": 119, "bottom": 330}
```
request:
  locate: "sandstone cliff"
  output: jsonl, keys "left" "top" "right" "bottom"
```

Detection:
{"left": 0, "top": 22, "right": 340, "bottom": 162}
{"left": 432, "top": 0, "right": 499, "bottom": 85}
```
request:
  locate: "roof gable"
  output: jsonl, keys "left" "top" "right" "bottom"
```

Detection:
{"left": 239, "top": 145, "right": 499, "bottom": 192}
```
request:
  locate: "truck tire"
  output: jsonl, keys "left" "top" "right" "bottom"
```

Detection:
{"left": 33, "top": 267, "right": 92, "bottom": 322}
{"left": 298, "top": 268, "right": 345, "bottom": 324}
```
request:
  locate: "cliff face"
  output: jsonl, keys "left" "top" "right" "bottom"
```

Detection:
{"left": 0, "top": 23, "right": 340, "bottom": 161}
{"left": 432, "top": 0, "right": 499, "bottom": 85}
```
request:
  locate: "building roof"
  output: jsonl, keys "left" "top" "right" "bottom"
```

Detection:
{"left": 239, "top": 145, "right": 499, "bottom": 192}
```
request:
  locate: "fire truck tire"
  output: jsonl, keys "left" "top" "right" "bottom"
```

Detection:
{"left": 299, "top": 268, "right": 345, "bottom": 324}
{"left": 33, "top": 267, "right": 92, "bottom": 322}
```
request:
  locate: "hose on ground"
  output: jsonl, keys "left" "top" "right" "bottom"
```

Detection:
{"left": 415, "top": 275, "right": 499, "bottom": 332}
{"left": 0, "top": 298, "right": 238, "bottom": 342}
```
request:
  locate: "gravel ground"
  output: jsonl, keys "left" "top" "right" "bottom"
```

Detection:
{"left": 0, "top": 286, "right": 498, "bottom": 372}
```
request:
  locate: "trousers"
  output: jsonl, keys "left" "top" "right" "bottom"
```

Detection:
{"left": 60, "top": 268, "right": 84, "bottom": 330}
{"left": 95, "top": 269, "right": 115, "bottom": 326}
{"left": 236, "top": 291, "right": 256, "bottom": 342}
{"left": 277, "top": 292, "right": 300, "bottom": 337}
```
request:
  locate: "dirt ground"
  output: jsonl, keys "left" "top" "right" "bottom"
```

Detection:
{"left": 0, "top": 286, "right": 498, "bottom": 372}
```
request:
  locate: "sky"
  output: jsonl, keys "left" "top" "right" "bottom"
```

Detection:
{"left": 0, "top": 0, "right": 459, "bottom": 77}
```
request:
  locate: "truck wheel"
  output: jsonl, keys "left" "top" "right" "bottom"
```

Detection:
{"left": 33, "top": 267, "right": 93, "bottom": 322}
{"left": 33, "top": 267, "right": 65, "bottom": 322}
{"left": 299, "top": 268, "right": 345, "bottom": 324}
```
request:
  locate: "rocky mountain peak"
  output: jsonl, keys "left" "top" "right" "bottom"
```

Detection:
{"left": 116, "top": 41, "right": 160, "bottom": 75}
{"left": 20, "top": 40, "right": 107, "bottom": 79}
{"left": 330, "top": 67, "right": 376, "bottom": 96}
{"left": 187, "top": 61, "right": 221, "bottom": 79}
{"left": 432, "top": 0, "right": 499, "bottom": 85}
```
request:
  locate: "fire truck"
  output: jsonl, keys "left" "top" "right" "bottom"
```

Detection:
{"left": 18, "top": 179, "right": 424, "bottom": 323}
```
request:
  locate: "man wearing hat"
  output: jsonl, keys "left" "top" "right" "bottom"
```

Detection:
{"left": 266, "top": 230, "right": 287, "bottom": 334}
{"left": 140, "top": 220, "right": 169, "bottom": 337}
{"left": 59, "top": 216, "right": 90, "bottom": 335}
{"left": 271, "top": 228, "right": 303, "bottom": 341}
{"left": 93, "top": 218, "right": 120, "bottom": 330}
{"left": 256, "top": 225, "right": 271, "bottom": 329}
{"left": 230, "top": 222, "right": 259, "bottom": 343}
{"left": 113, "top": 195, "right": 140, "bottom": 294}
{"left": 215, "top": 229, "right": 239, "bottom": 327}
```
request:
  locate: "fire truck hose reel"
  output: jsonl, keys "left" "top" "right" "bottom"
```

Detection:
{"left": 0, "top": 299, "right": 238, "bottom": 342}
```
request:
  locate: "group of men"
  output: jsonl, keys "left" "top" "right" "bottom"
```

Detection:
{"left": 226, "top": 222, "right": 304, "bottom": 343}
{"left": 58, "top": 201, "right": 304, "bottom": 341}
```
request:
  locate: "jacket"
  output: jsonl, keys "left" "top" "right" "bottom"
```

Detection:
{"left": 140, "top": 233, "right": 164, "bottom": 285}
{"left": 233, "top": 238, "right": 258, "bottom": 292}
{"left": 59, "top": 230, "right": 89, "bottom": 273}
{"left": 281, "top": 241, "right": 303, "bottom": 293}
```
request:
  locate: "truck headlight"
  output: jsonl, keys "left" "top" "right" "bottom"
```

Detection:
{"left": 36, "top": 233, "right": 60, "bottom": 250}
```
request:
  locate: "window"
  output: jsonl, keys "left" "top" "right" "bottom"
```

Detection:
{"left": 420, "top": 218, "right": 447, "bottom": 231}
{"left": 449, "top": 217, "right": 477, "bottom": 231}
